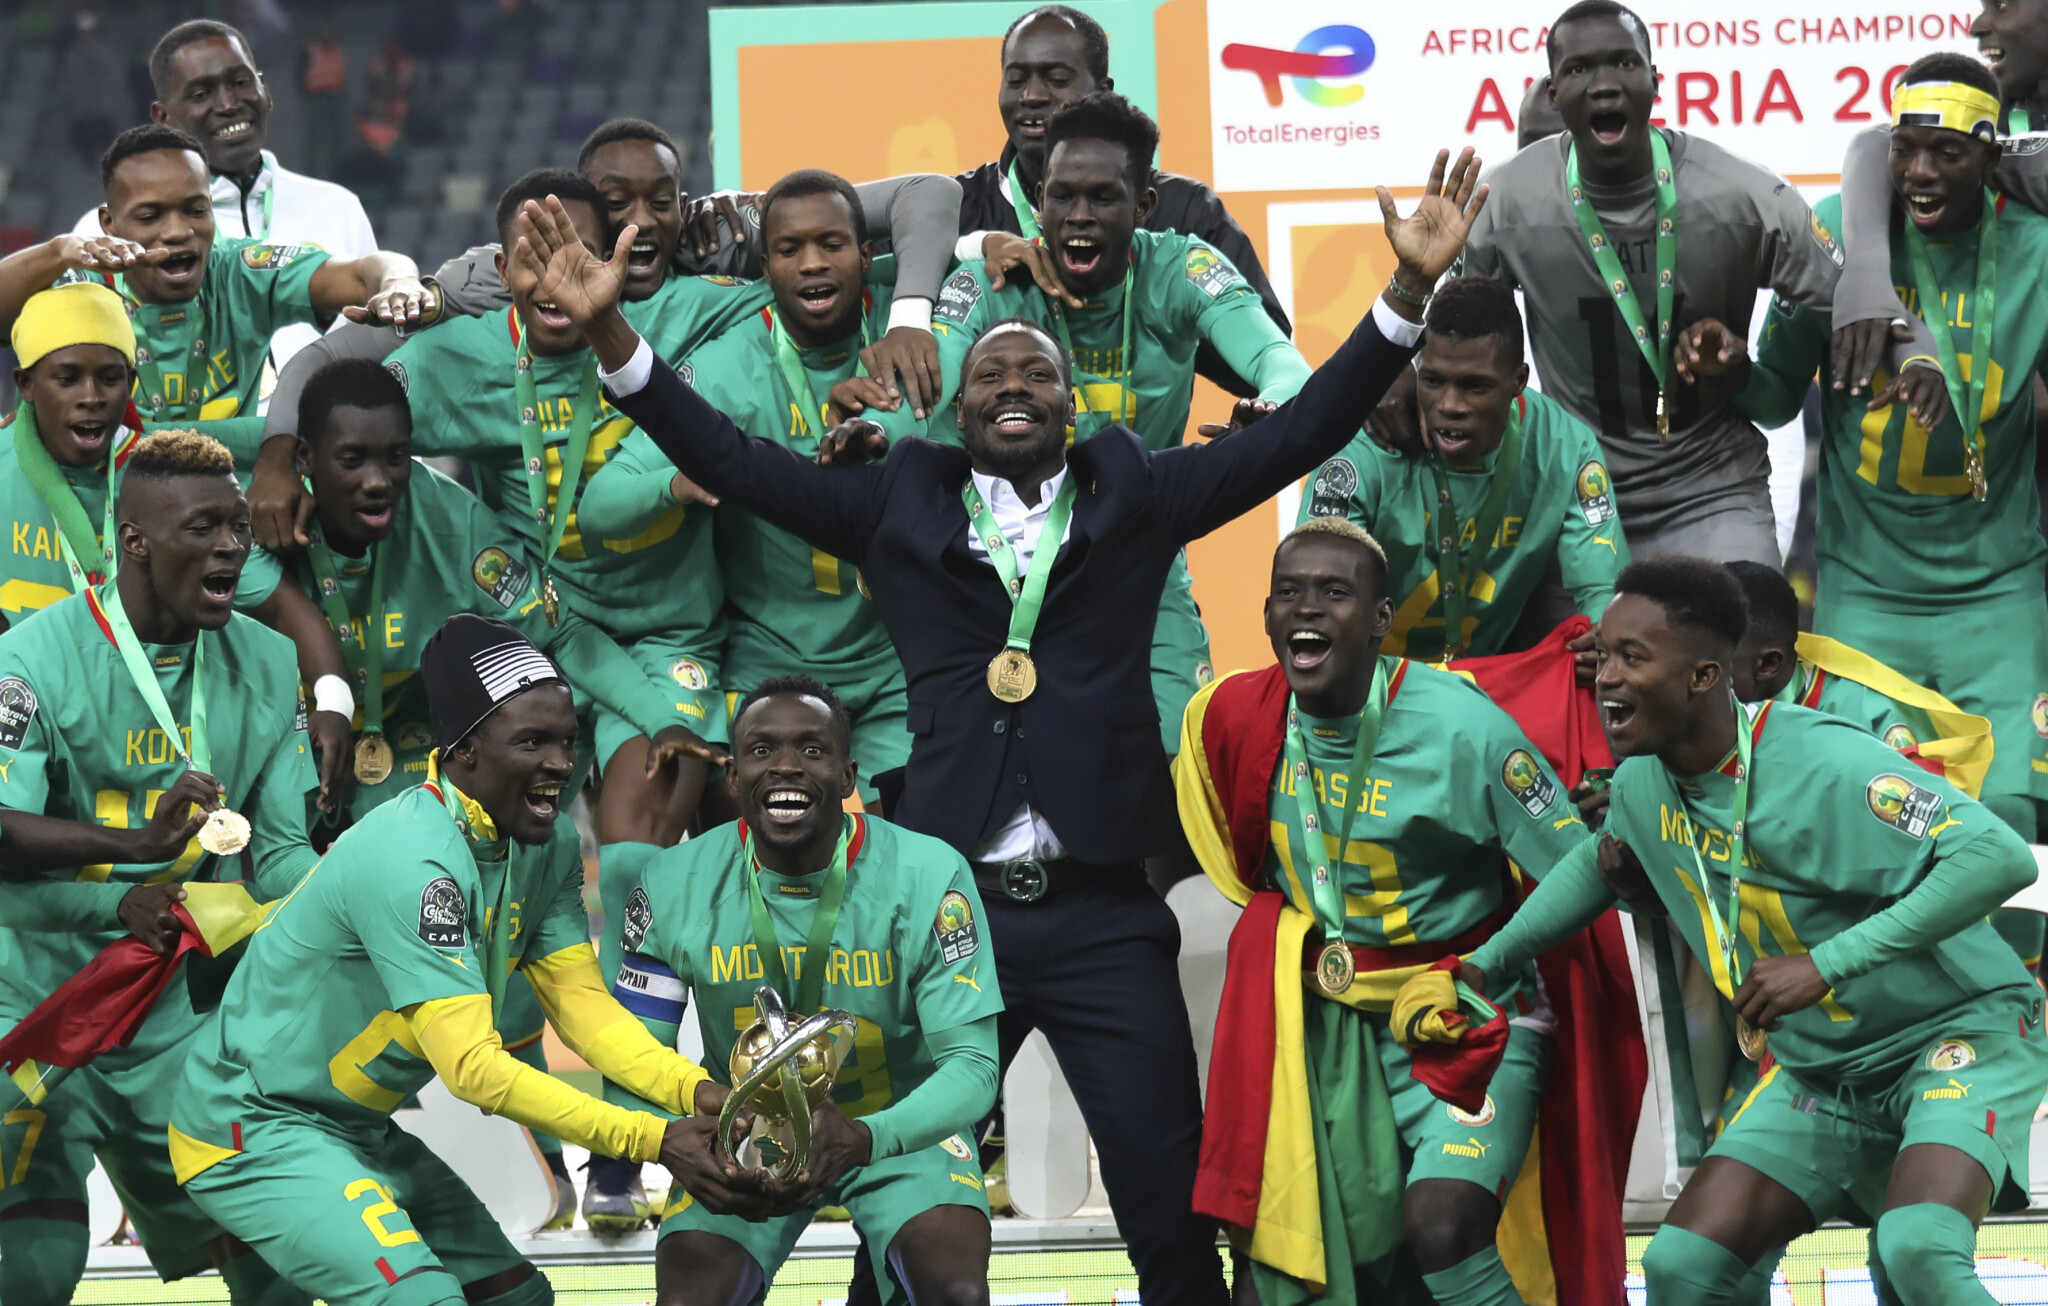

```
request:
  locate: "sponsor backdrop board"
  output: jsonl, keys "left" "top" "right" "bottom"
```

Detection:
{"left": 710, "top": 1, "right": 1973, "bottom": 676}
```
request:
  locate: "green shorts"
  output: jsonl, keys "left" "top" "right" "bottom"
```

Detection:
{"left": 724, "top": 664, "right": 909, "bottom": 805}
{"left": 1815, "top": 588, "right": 2048, "bottom": 816}
{"left": 1151, "top": 553, "right": 1215, "bottom": 758}
{"left": 593, "top": 636, "right": 729, "bottom": 772}
{"left": 657, "top": 1134, "right": 989, "bottom": 1306}
{"left": 180, "top": 1113, "right": 525, "bottom": 1306}
{"left": 1709, "top": 1021, "right": 2048, "bottom": 1222}
{"left": 1375, "top": 1010, "right": 1550, "bottom": 1197}
{"left": 0, "top": 997, "right": 223, "bottom": 1281}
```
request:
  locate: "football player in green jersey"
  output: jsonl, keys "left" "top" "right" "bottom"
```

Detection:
{"left": 170, "top": 614, "right": 747, "bottom": 1306}
{"left": 1437, "top": 557, "right": 2046, "bottom": 1305}
{"left": 0, "top": 430, "right": 318, "bottom": 1306}
{"left": 1300, "top": 277, "right": 1627, "bottom": 667}
{"left": 1176, "top": 517, "right": 1590, "bottom": 1306}
{"left": 580, "top": 170, "right": 910, "bottom": 809}
{"left": 608, "top": 676, "right": 1001, "bottom": 1306}
{"left": 0, "top": 124, "right": 429, "bottom": 454}
{"left": 839, "top": 92, "right": 1309, "bottom": 754}
{"left": 8, "top": 281, "right": 358, "bottom": 810}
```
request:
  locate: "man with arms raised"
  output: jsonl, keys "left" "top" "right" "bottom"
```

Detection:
{"left": 72, "top": 19, "right": 380, "bottom": 372}
{"left": 170, "top": 615, "right": 745, "bottom": 1306}
{"left": 1174, "top": 516, "right": 1593, "bottom": 1305}
{"left": 609, "top": 676, "right": 1000, "bottom": 1305}
{"left": 1420, "top": 558, "right": 2045, "bottom": 1304}
{"left": 0, "top": 431, "right": 319, "bottom": 1306}
{"left": 1454, "top": 0, "right": 1934, "bottom": 564}
{"left": 1302, "top": 275, "right": 1625, "bottom": 666}
{"left": 957, "top": 4, "right": 1287, "bottom": 396}
{"left": 517, "top": 143, "right": 1485, "bottom": 1306}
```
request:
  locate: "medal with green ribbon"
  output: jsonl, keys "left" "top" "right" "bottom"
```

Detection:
{"left": 112, "top": 275, "right": 207, "bottom": 422}
{"left": 1281, "top": 660, "right": 1389, "bottom": 997}
{"left": 1904, "top": 188, "right": 1998, "bottom": 503}
{"left": 963, "top": 472, "right": 1077, "bottom": 702}
{"left": 1005, "top": 160, "right": 1042, "bottom": 241}
{"left": 1420, "top": 397, "right": 1525, "bottom": 663}
{"left": 304, "top": 522, "right": 393, "bottom": 784}
{"left": 11, "top": 403, "right": 129, "bottom": 592}
{"left": 512, "top": 315, "right": 600, "bottom": 627}
{"left": 768, "top": 302, "right": 870, "bottom": 440}
{"left": 83, "top": 583, "right": 248, "bottom": 857}
{"left": 1680, "top": 696, "right": 1765, "bottom": 1060}
{"left": 1048, "top": 265, "right": 1136, "bottom": 438}
{"left": 1566, "top": 132, "right": 1678, "bottom": 438}
{"left": 742, "top": 814, "right": 854, "bottom": 1016}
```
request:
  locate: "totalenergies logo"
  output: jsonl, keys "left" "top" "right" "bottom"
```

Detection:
{"left": 1221, "top": 25, "right": 1376, "bottom": 107}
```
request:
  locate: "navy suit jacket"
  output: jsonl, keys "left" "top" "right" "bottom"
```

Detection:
{"left": 606, "top": 307, "right": 1420, "bottom": 862}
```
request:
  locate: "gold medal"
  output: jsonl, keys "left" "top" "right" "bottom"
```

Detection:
{"left": 856, "top": 570, "right": 872, "bottom": 601}
{"left": 541, "top": 574, "right": 561, "bottom": 627}
{"left": 198, "top": 808, "right": 252, "bottom": 857}
{"left": 1966, "top": 444, "right": 1988, "bottom": 502}
{"left": 986, "top": 648, "right": 1038, "bottom": 702}
{"left": 1314, "top": 940, "right": 1355, "bottom": 997}
{"left": 1655, "top": 388, "right": 1670, "bottom": 439}
{"left": 354, "top": 733, "right": 394, "bottom": 785}
{"left": 1736, "top": 1016, "right": 1769, "bottom": 1062}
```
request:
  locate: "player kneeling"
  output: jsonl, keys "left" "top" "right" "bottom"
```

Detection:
{"left": 168, "top": 615, "right": 731, "bottom": 1306}
{"left": 610, "top": 676, "right": 1001, "bottom": 1306}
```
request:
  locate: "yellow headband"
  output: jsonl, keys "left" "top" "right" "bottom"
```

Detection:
{"left": 1892, "top": 81, "right": 2001, "bottom": 143}
{"left": 10, "top": 282, "right": 137, "bottom": 370}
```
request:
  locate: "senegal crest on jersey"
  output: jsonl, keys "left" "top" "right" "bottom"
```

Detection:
{"left": 1866, "top": 773, "right": 1940, "bottom": 838}
{"left": 1927, "top": 1039, "right": 1976, "bottom": 1072}
{"left": 2032, "top": 693, "right": 2048, "bottom": 738}
{"left": 1500, "top": 748, "right": 1556, "bottom": 818}
{"left": 669, "top": 658, "right": 708, "bottom": 690}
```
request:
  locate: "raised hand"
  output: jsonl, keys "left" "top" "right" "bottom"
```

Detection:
{"left": 1378, "top": 147, "right": 1490, "bottom": 288}
{"left": 1196, "top": 398, "right": 1276, "bottom": 439}
{"left": 512, "top": 196, "right": 633, "bottom": 329}
{"left": 1672, "top": 318, "right": 1749, "bottom": 386}
{"left": 683, "top": 191, "right": 759, "bottom": 258}
{"left": 816, "top": 419, "right": 890, "bottom": 468}
{"left": 826, "top": 375, "right": 901, "bottom": 426}
{"left": 644, "top": 724, "right": 732, "bottom": 780}
{"left": 135, "top": 769, "right": 221, "bottom": 864}
{"left": 983, "top": 232, "right": 1085, "bottom": 308}
{"left": 55, "top": 233, "right": 161, "bottom": 275}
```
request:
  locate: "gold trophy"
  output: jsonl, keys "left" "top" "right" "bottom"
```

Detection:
{"left": 717, "top": 986, "right": 857, "bottom": 1180}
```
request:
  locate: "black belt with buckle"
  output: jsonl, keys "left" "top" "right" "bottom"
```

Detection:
{"left": 972, "top": 857, "right": 1141, "bottom": 903}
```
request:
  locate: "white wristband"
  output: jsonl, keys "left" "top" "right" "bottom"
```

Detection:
{"left": 886, "top": 297, "right": 933, "bottom": 334}
{"left": 312, "top": 674, "right": 355, "bottom": 719}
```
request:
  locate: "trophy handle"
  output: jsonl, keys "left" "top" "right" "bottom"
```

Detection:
{"left": 716, "top": 1007, "right": 860, "bottom": 1176}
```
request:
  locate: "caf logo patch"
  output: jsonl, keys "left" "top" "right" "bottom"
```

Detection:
{"left": 936, "top": 268, "right": 982, "bottom": 326}
{"left": 1185, "top": 245, "right": 1242, "bottom": 298}
{"left": 1501, "top": 748, "right": 1557, "bottom": 817}
{"left": 1808, "top": 212, "right": 1845, "bottom": 267}
{"left": 418, "top": 875, "right": 467, "bottom": 949}
{"left": 1307, "top": 457, "right": 1359, "bottom": 518}
{"left": 941, "top": 1133, "right": 976, "bottom": 1161}
{"left": 471, "top": 547, "right": 531, "bottom": 611}
{"left": 622, "top": 886, "right": 652, "bottom": 953}
{"left": 669, "top": 658, "right": 708, "bottom": 690}
{"left": 934, "top": 889, "right": 979, "bottom": 963}
{"left": 1446, "top": 1096, "right": 1496, "bottom": 1127}
{"left": 696, "top": 274, "right": 744, "bottom": 286}
{"left": 0, "top": 677, "right": 39, "bottom": 752}
{"left": 386, "top": 360, "right": 409, "bottom": 394}
{"left": 1575, "top": 459, "right": 1616, "bottom": 526}
{"left": 1866, "top": 772, "right": 1941, "bottom": 839}
{"left": 1927, "top": 1039, "right": 1976, "bottom": 1072}
{"left": 241, "top": 242, "right": 308, "bottom": 269}
{"left": 1883, "top": 723, "right": 1920, "bottom": 752}
{"left": 2032, "top": 694, "right": 2048, "bottom": 739}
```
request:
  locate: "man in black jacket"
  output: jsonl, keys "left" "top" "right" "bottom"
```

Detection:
{"left": 512, "top": 146, "right": 1486, "bottom": 1305}
{"left": 961, "top": 4, "right": 1289, "bottom": 397}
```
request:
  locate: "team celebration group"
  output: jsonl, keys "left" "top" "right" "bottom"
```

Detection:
{"left": 0, "top": 0, "right": 2044, "bottom": 1302}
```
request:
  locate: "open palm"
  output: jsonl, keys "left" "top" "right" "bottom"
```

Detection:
{"left": 511, "top": 195, "right": 635, "bottom": 327}
{"left": 1377, "top": 147, "right": 1490, "bottom": 283}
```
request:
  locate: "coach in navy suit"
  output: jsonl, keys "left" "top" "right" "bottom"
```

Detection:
{"left": 516, "top": 146, "right": 1488, "bottom": 1305}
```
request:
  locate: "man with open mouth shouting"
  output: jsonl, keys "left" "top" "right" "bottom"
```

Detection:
{"left": 0, "top": 430, "right": 320, "bottom": 1306}
{"left": 1433, "top": 557, "right": 2047, "bottom": 1305}
{"left": 515, "top": 138, "right": 1485, "bottom": 1306}
{"left": 1174, "top": 516, "right": 1596, "bottom": 1306}
{"left": 170, "top": 614, "right": 736, "bottom": 1306}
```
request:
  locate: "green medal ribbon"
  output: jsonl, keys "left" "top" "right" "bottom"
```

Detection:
{"left": 87, "top": 583, "right": 209, "bottom": 772}
{"left": 512, "top": 320, "right": 601, "bottom": 613}
{"left": 114, "top": 274, "right": 206, "bottom": 421}
{"left": 304, "top": 525, "right": 385, "bottom": 739}
{"left": 1679, "top": 697, "right": 1762, "bottom": 1055}
{"left": 2011, "top": 106, "right": 2031, "bottom": 134}
{"left": 1280, "top": 661, "right": 1388, "bottom": 956}
{"left": 961, "top": 472, "right": 1078, "bottom": 657}
{"left": 11, "top": 403, "right": 118, "bottom": 591}
{"left": 769, "top": 305, "right": 870, "bottom": 440}
{"left": 1048, "top": 263, "right": 1136, "bottom": 437}
{"left": 1903, "top": 188, "right": 1998, "bottom": 502}
{"left": 1005, "top": 160, "right": 1042, "bottom": 241}
{"left": 1565, "top": 131, "right": 1678, "bottom": 437}
{"left": 425, "top": 769, "right": 515, "bottom": 1016}
{"left": 1420, "top": 399, "right": 1525, "bottom": 661}
{"left": 742, "top": 815, "right": 853, "bottom": 1016}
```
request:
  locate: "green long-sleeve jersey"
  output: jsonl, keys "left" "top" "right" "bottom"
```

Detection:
{"left": 1738, "top": 194, "right": 2048, "bottom": 611}
{"left": 1300, "top": 389, "right": 1628, "bottom": 661}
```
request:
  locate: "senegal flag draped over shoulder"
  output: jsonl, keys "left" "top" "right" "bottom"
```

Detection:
{"left": 0, "top": 882, "right": 276, "bottom": 1108}
{"left": 1176, "top": 617, "right": 1642, "bottom": 1306}
{"left": 1794, "top": 632, "right": 1993, "bottom": 798}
